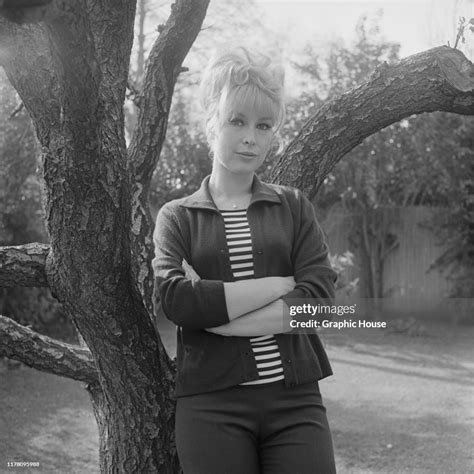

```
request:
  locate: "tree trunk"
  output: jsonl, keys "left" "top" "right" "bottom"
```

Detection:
{"left": 0, "top": 1, "right": 209, "bottom": 471}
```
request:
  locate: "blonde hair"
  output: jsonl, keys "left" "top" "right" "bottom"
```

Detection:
{"left": 199, "top": 45, "right": 286, "bottom": 149}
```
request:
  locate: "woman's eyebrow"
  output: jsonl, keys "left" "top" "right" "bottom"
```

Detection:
{"left": 229, "top": 111, "right": 274, "bottom": 122}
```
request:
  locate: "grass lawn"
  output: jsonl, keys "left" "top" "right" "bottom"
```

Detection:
{"left": 321, "top": 322, "right": 474, "bottom": 473}
{"left": 1, "top": 320, "right": 473, "bottom": 473}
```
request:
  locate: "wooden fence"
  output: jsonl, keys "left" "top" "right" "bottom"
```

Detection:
{"left": 321, "top": 204, "right": 454, "bottom": 317}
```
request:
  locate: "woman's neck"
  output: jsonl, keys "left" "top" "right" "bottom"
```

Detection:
{"left": 209, "top": 168, "right": 254, "bottom": 209}
{"left": 209, "top": 168, "right": 253, "bottom": 200}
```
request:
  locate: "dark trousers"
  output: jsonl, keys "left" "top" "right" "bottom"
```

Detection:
{"left": 175, "top": 381, "right": 336, "bottom": 474}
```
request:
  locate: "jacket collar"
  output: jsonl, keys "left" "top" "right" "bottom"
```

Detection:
{"left": 180, "top": 175, "right": 281, "bottom": 211}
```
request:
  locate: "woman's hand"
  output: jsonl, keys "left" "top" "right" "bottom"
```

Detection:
{"left": 182, "top": 259, "right": 200, "bottom": 281}
{"left": 279, "top": 276, "right": 296, "bottom": 294}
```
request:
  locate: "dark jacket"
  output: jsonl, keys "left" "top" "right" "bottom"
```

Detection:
{"left": 152, "top": 175, "right": 337, "bottom": 397}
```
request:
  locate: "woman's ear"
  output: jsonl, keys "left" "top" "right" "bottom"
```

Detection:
{"left": 206, "top": 132, "right": 216, "bottom": 160}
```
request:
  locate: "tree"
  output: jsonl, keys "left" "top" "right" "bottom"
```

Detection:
{"left": 0, "top": 1, "right": 473, "bottom": 472}
{"left": 1, "top": 1, "right": 210, "bottom": 472}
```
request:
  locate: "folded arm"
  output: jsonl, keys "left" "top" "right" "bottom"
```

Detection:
{"left": 223, "top": 277, "right": 294, "bottom": 320}
{"left": 206, "top": 299, "right": 292, "bottom": 337}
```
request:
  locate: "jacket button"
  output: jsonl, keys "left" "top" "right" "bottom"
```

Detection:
{"left": 257, "top": 249, "right": 263, "bottom": 255}
{"left": 290, "top": 382, "right": 296, "bottom": 387}
{"left": 220, "top": 249, "right": 225, "bottom": 253}
{"left": 286, "top": 359, "right": 292, "bottom": 364}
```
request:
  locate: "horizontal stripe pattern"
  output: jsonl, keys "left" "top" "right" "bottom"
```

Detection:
{"left": 240, "top": 334, "right": 284, "bottom": 385}
{"left": 221, "top": 210, "right": 254, "bottom": 281}
{"left": 220, "top": 209, "right": 284, "bottom": 386}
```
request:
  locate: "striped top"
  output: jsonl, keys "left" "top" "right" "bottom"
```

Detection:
{"left": 220, "top": 209, "right": 285, "bottom": 385}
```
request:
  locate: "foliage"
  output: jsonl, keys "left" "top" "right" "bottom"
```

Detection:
{"left": 452, "top": 16, "right": 474, "bottom": 49}
{"left": 329, "top": 251, "right": 359, "bottom": 295}
{"left": 0, "top": 73, "right": 44, "bottom": 245}
{"left": 425, "top": 115, "right": 474, "bottom": 298}
{"left": 149, "top": 96, "right": 211, "bottom": 212}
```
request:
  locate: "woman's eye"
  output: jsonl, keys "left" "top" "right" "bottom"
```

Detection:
{"left": 257, "top": 123, "right": 272, "bottom": 131}
{"left": 229, "top": 118, "right": 244, "bottom": 126}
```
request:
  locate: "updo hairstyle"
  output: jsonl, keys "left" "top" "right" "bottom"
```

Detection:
{"left": 199, "top": 45, "right": 286, "bottom": 150}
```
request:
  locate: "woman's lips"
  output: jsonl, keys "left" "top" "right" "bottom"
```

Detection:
{"left": 236, "top": 152, "right": 258, "bottom": 157}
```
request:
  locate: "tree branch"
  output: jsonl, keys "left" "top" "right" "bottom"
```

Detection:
{"left": 270, "top": 46, "right": 474, "bottom": 198}
{"left": 0, "top": 243, "right": 49, "bottom": 287}
{"left": 128, "top": 0, "right": 211, "bottom": 179}
{"left": 127, "top": 0, "right": 210, "bottom": 316}
{"left": 0, "top": 314, "right": 99, "bottom": 386}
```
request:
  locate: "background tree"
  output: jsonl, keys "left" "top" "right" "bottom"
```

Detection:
{"left": 0, "top": 1, "right": 473, "bottom": 472}
{"left": 0, "top": 77, "right": 42, "bottom": 246}
{"left": 426, "top": 113, "right": 474, "bottom": 303}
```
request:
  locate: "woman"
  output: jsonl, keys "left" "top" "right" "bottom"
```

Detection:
{"left": 153, "top": 46, "right": 337, "bottom": 474}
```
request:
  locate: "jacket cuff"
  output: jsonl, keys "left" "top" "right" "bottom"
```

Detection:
{"left": 157, "top": 276, "right": 230, "bottom": 330}
{"left": 195, "top": 279, "right": 230, "bottom": 328}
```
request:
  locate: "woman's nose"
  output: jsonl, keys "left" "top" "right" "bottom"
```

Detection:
{"left": 243, "top": 128, "right": 256, "bottom": 145}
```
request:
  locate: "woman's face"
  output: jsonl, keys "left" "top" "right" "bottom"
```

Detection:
{"left": 211, "top": 97, "right": 275, "bottom": 177}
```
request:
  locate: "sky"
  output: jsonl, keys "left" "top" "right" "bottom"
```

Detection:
{"left": 252, "top": 0, "right": 474, "bottom": 59}
{"left": 143, "top": 1, "right": 473, "bottom": 78}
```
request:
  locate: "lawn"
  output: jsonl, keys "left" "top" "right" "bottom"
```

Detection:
{"left": 1, "top": 320, "right": 473, "bottom": 473}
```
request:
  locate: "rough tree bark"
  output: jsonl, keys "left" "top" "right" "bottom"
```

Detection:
{"left": 270, "top": 46, "right": 474, "bottom": 198}
{"left": 0, "top": 314, "right": 97, "bottom": 384}
{"left": 0, "top": 243, "right": 49, "bottom": 287}
{"left": 0, "top": 1, "right": 473, "bottom": 472}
